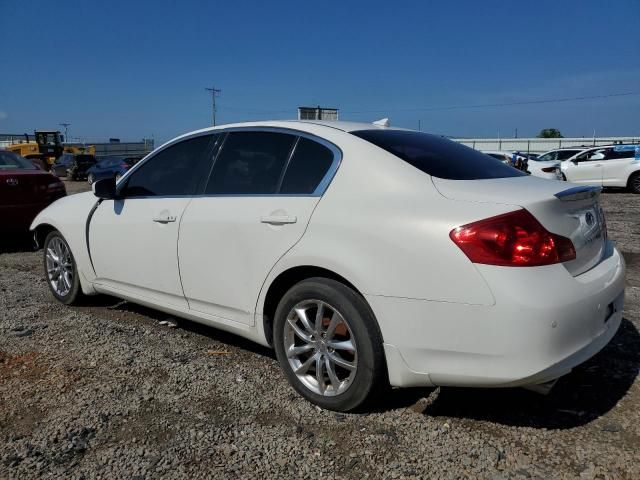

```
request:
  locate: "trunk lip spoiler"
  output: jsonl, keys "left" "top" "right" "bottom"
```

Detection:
{"left": 554, "top": 185, "right": 602, "bottom": 201}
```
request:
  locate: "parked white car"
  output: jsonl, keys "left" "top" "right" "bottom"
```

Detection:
{"left": 560, "top": 145, "right": 640, "bottom": 192}
{"left": 529, "top": 148, "right": 588, "bottom": 180}
{"left": 31, "top": 121, "right": 625, "bottom": 411}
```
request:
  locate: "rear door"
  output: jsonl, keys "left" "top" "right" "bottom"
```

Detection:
{"left": 89, "top": 134, "right": 216, "bottom": 308}
{"left": 602, "top": 146, "right": 636, "bottom": 186}
{"left": 178, "top": 130, "right": 339, "bottom": 325}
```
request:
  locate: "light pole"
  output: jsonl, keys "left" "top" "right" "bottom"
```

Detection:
{"left": 59, "top": 123, "right": 71, "bottom": 143}
{"left": 205, "top": 87, "right": 221, "bottom": 126}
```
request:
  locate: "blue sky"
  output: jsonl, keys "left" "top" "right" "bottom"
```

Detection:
{"left": 1, "top": 0, "right": 639, "bottom": 143}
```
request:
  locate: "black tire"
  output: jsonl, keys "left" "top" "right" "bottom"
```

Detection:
{"left": 561, "top": 173, "right": 567, "bottom": 181}
{"left": 42, "top": 231, "right": 84, "bottom": 305}
{"left": 273, "top": 277, "right": 385, "bottom": 412}
{"left": 628, "top": 172, "right": 640, "bottom": 194}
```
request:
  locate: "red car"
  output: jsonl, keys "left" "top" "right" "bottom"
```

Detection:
{"left": 0, "top": 150, "right": 66, "bottom": 234}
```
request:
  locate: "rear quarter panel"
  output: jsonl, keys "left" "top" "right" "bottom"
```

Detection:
{"left": 259, "top": 132, "right": 514, "bottom": 311}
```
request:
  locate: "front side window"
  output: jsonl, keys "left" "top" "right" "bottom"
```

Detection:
{"left": 575, "top": 150, "right": 598, "bottom": 162}
{"left": 205, "top": 131, "right": 296, "bottom": 194}
{"left": 280, "top": 137, "right": 335, "bottom": 194}
{"left": 352, "top": 130, "right": 525, "bottom": 180}
{"left": 121, "top": 135, "right": 215, "bottom": 197}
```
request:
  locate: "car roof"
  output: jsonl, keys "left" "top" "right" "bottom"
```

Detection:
{"left": 180, "top": 120, "right": 396, "bottom": 138}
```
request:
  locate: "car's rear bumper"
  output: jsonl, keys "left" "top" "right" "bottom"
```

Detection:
{"left": 368, "top": 241, "right": 626, "bottom": 388}
{"left": 0, "top": 201, "right": 59, "bottom": 232}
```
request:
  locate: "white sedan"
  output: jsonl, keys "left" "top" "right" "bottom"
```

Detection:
{"left": 31, "top": 121, "right": 625, "bottom": 411}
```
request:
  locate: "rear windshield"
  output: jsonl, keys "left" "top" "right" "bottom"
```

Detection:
{"left": 351, "top": 130, "right": 525, "bottom": 180}
{"left": 0, "top": 151, "right": 37, "bottom": 170}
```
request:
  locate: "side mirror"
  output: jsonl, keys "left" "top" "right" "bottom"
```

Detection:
{"left": 93, "top": 177, "right": 118, "bottom": 199}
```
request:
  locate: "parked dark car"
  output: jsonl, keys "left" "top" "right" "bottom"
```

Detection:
{"left": 0, "top": 150, "right": 66, "bottom": 233}
{"left": 86, "top": 156, "right": 137, "bottom": 184}
{"left": 51, "top": 153, "right": 75, "bottom": 177}
{"left": 67, "top": 154, "right": 96, "bottom": 181}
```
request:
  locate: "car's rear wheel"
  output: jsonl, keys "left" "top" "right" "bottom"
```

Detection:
{"left": 87, "top": 173, "right": 95, "bottom": 185}
{"left": 273, "top": 278, "right": 385, "bottom": 412}
{"left": 628, "top": 172, "right": 640, "bottom": 194}
{"left": 43, "top": 231, "right": 83, "bottom": 305}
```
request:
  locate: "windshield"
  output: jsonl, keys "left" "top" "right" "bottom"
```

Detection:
{"left": 352, "top": 130, "right": 525, "bottom": 180}
{"left": 0, "top": 151, "right": 37, "bottom": 170}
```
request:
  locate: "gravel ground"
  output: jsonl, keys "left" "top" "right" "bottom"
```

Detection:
{"left": 1, "top": 181, "right": 639, "bottom": 479}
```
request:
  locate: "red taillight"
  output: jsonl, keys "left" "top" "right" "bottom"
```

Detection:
{"left": 450, "top": 209, "right": 576, "bottom": 267}
{"left": 541, "top": 166, "right": 557, "bottom": 173}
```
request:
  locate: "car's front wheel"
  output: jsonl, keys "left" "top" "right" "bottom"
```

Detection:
{"left": 273, "top": 278, "right": 385, "bottom": 412}
{"left": 43, "top": 231, "right": 84, "bottom": 305}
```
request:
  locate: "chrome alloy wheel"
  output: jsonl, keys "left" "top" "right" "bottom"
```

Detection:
{"left": 46, "top": 237, "right": 73, "bottom": 297}
{"left": 284, "top": 300, "right": 358, "bottom": 396}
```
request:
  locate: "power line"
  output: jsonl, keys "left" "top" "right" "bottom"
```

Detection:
{"left": 214, "top": 91, "right": 640, "bottom": 117}
{"left": 342, "top": 91, "right": 640, "bottom": 114}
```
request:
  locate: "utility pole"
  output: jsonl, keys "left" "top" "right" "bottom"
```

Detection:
{"left": 59, "top": 123, "right": 71, "bottom": 143}
{"left": 205, "top": 86, "right": 221, "bottom": 126}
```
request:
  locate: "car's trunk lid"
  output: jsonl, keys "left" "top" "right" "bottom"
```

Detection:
{"left": 432, "top": 176, "right": 606, "bottom": 276}
{"left": 0, "top": 169, "right": 59, "bottom": 204}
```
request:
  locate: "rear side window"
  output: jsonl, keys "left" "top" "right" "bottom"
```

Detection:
{"left": 606, "top": 147, "right": 636, "bottom": 160}
{"left": 121, "top": 135, "right": 215, "bottom": 197}
{"left": 280, "top": 137, "right": 335, "bottom": 194}
{"left": 206, "top": 131, "right": 296, "bottom": 194}
{"left": 352, "top": 130, "right": 525, "bottom": 180}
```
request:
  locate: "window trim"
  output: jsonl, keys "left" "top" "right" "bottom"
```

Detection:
{"left": 117, "top": 126, "right": 343, "bottom": 199}
{"left": 201, "top": 127, "right": 342, "bottom": 197}
{"left": 115, "top": 131, "right": 219, "bottom": 198}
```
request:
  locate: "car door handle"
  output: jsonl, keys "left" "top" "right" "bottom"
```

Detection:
{"left": 153, "top": 214, "right": 177, "bottom": 223}
{"left": 260, "top": 215, "right": 297, "bottom": 225}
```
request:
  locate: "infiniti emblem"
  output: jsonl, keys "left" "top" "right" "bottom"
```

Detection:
{"left": 6, "top": 178, "right": 18, "bottom": 186}
{"left": 585, "top": 211, "right": 595, "bottom": 226}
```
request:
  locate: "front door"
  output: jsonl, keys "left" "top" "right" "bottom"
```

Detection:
{"left": 89, "top": 134, "right": 216, "bottom": 308}
{"left": 565, "top": 149, "right": 604, "bottom": 185}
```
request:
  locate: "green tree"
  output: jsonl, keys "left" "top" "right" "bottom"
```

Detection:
{"left": 537, "top": 128, "right": 564, "bottom": 138}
